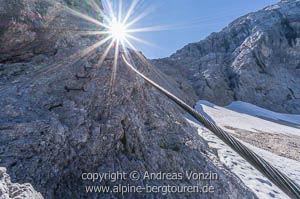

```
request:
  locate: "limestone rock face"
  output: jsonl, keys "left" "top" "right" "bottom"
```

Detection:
{"left": 153, "top": 0, "right": 300, "bottom": 114}
{"left": 0, "top": 48, "right": 258, "bottom": 199}
{"left": 0, "top": 0, "right": 258, "bottom": 199}
{"left": 0, "top": 167, "right": 43, "bottom": 199}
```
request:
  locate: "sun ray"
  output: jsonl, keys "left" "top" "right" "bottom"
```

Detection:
{"left": 122, "top": 0, "right": 139, "bottom": 25}
{"left": 97, "top": 40, "right": 115, "bottom": 68}
{"left": 120, "top": 44, "right": 135, "bottom": 69}
{"left": 88, "top": 0, "right": 112, "bottom": 24}
{"left": 120, "top": 40, "right": 137, "bottom": 68}
{"left": 78, "top": 30, "right": 110, "bottom": 36}
{"left": 125, "top": 34, "right": 156, "bottom": 47}
{"left": 61, "top": 4, "right": 110, "bottom": 29}
{"left": 123, "top": 38, "right": 149, "bottom": 66}
{"left": 112, "top": 40, "right": 120, "bottom": 85}
{"left": 18, "top": 35, "right": 114, "bottom": 91}
{"left": 74, "top": 35, "right": 112, "bottom": 60}
{"left": 103, "top": 0, "right": 116, "bottom": 20}
{"left": 118, "top": 0, "right": 123, "bottom": 23}
{"left": 108, "top": 40, "right": 120, "bottom": 96}
{"left": 124, "top": 6, "right": 155, "bottom": 28}
{"left": 123, "top": 38, "right": 136, "bottom": 51}
{"left": 120, "top": 39, "right": 128, "bottom": 54}
{"left": 126, "top": 25, "right": 171, "bottom": 33}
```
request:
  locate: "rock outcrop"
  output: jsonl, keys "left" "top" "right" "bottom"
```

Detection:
{"left": 0, "top": 167, "right": 43, "bottom": 199}
{"left": 0, "top": 0, "right": 258, "bottom": 199}
{"left": 153, "top": 0, "right": 300, "bottom": 114}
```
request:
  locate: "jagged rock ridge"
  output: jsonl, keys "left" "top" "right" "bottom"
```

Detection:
{"left": 153, "top": 0, "right": 300, "bottom": 114}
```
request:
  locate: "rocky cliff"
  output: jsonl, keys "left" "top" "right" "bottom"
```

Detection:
{"left": 0, "top": 0, "right": 257, "bottom": 199}
{"left": 0, "top": 167, "right": 43, "bottom": 199}
{"left": 153, "top": 0, "right": 300, "bottom": 114}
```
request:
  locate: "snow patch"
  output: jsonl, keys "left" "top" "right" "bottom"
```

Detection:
{"left": 226, "top": 101, "right": 300, "bottom": 127}
{"left": 187, "top": 119, "right": 290, "bottom": 199}
{"left": 265, "top": 5, "right": 280, "bottom": 11}
{"left": 195, "top": 100, "right": 300, "bottom": 136}
{"left": 186, "top": 100, "right": 300, "bottom": 198}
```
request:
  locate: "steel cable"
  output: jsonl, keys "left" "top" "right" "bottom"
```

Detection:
{"left": 122, "top": 55, "right": 300, "bottom": 199}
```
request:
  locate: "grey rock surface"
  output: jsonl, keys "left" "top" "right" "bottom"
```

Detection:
{"left": 152, "top": 0, "right": 300, "bottom": 114}
{"left": 0, "top": 0, "right": 103, "bottom": 63}
{"left": 0, "top": 0, "right": 259, "bottom": 199}
{"left": 0, "top": 167, "right": 43, "bottom": 199}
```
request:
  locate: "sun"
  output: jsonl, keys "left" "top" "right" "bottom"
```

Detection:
{"left": 108, "top": 18, "right": 128, "bottom": 42}
{"left": 58, "top": 0, "right": 166, "bottom": 88}
{"left": 61, "top": 0, "right": 163, "bottom": 58}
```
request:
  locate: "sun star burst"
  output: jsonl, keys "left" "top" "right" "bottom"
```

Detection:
{"left": 109, "top": 19, "right": 128, "bottom": 42}
{"left": 53, "top": 0, "right": 167, "bottom": 93}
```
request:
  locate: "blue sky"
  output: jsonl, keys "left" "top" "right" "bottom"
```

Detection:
{"left": 106, "top": 0, "right": 278, "bottom": 59}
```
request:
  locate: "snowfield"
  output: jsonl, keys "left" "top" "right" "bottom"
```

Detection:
{"left": 185, "top": 101, "right": 300, "bottom": 199}
{"left": 226, "top": 101, "right": 300, "bottom": 128}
